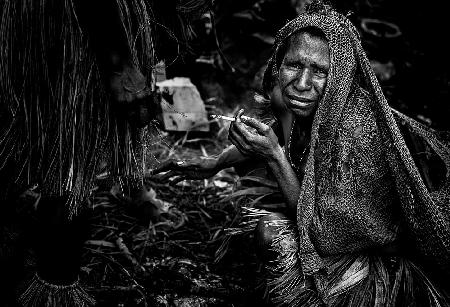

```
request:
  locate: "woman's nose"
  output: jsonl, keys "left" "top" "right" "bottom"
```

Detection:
{"left": 294, "top": 69, "right": 312, "bottom": 91}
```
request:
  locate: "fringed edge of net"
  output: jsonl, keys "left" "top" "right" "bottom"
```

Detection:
{"left": 215, "top": 207, "right": 273, "bottom": 262}
{"left": 19, "top": 273, "right": 95, "bottom": 307}
{"left": 265, "top": 218, "right": 320, "bottom": 307}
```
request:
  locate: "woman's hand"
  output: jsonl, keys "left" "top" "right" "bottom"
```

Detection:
{"left": 228, "top": 109, "right": 283, "bottom": 162}
{"left": 149, "top": 157, "right": 220, "bottom": 184}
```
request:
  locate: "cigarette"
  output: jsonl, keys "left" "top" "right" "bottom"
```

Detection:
{"left": 211, "top": 114, "right": 251, "bottom": 122}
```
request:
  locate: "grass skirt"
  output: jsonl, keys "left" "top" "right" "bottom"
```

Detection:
{"left": 19, "top": 273, "right": 95, "bottom": 307}
{"left": 262, "top": 217, "right": 450, "bottom": 307}
{"left": 224, "top": 208, "right": 450, "bottom": 306}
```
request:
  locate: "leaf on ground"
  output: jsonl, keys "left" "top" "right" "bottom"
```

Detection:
{"left": 213, "top": 180, "right": 230, "bottom": 188}
{"left": 239, "top": 175, "right": 278, "bottom": 188}
{"left": 221, "top": 186, "right": 277, "bottom": 202}
{"left": 85, "top": 240, "right": 116, "bottom": 248}
{"left": 140, "top": 187, "right": 173, "bottom": 213}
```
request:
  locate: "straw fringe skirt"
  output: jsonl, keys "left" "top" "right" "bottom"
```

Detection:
{"left": 237, "top": 209, "right": 450, "bottom": 307}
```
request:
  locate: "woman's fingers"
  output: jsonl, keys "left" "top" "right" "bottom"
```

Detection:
{"left": 229, "top": 114, "right": 256, "bottom": 156}
{"left": 235, "top": 120, "right": 256, "bottom": 142}
{"left": 229, "top": 130, "right": 251, "bottom": 155}
{"left": 229, "top": 126, "right": 245, "bottom": 147}
{"left": 234, "top": 108, "right": 245, "bottom": 120}
{"left": 231, "top": 109, "right": 258, "bottom": 140}
{"left": 241, "top": 116, "right": 270, "bottom": 135}
{"left": 233, "top": 108, "right": 269, "bottom": 136}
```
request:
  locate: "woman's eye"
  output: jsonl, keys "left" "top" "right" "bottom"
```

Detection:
{"left": 314, "top": 69, "right": 327, "bottom": 77}
{"left": 286, "top": 62, "right": 302, "bottom": 69}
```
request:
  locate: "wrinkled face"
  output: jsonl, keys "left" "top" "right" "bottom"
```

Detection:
{"left": 278, "top": 31, "right": 330, "bottom": 118}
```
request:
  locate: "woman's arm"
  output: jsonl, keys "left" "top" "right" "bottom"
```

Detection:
{"left": 229, "top": 110, "right": 300, "bottom": 219}
{"left": 216, "top": 145, "right": 251, "bottom": 169}
{"left": 149, "top": 144, "right": 251, "bottom": 183}
{"left": 265, "top": 148, "right": 301, "bottom": 219}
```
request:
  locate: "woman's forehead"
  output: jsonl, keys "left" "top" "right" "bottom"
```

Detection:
{"left": 284, "top": 32, "right": 330, "bottom": 66}
{"left": 287, "top": 31, "right": 328, "bottom": 52}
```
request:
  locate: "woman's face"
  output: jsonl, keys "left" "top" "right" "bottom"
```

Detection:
{"left": 278, "top": 31, "right": 330, "bottom": 118}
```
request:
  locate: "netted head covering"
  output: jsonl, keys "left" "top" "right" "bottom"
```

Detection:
{"left": 263, "top": 1, "right": 363, "bottom": 161}
{"left": 263, "top": 0, "right": 450, "bottom": 276}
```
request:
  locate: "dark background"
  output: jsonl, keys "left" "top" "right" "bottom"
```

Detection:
{"left": 168, "top": 0, "right": 450, "bottom": 131}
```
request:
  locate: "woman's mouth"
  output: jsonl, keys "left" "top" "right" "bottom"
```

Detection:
{"left": 286, "top": 95, "right": 315, "bottom": 108}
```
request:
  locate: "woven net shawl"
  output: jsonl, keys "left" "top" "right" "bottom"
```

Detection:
{"left": 263, "top": 2, "right": 450, "bottom": 276}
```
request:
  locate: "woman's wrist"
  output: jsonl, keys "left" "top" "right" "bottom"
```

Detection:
{"left": 266, "top": 144, "right": 285, "bottom": 164}
{"left": 266, "top": 145, "right": 290, "bottom": 179}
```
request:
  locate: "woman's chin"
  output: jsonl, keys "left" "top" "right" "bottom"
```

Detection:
{"left": 284, "top": 98, "right": 317, "bottom": 118}
{"left": 290, "top": 106, "right": 316, "bottom": 118}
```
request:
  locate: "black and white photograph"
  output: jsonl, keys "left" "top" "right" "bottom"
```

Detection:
{"left": 1, "top": 0, "right": 449, "bottom": 306}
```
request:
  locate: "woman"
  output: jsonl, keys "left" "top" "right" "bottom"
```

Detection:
{"left": 230, "top": 2, "right": 450, "bottom": 305}
{"left": 153, "top": 1, "right": 450, "bottom": 305}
